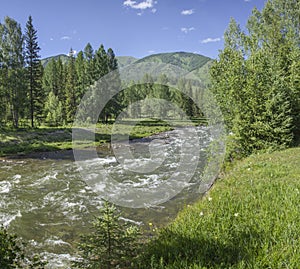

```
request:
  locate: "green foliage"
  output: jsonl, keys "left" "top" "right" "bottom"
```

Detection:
{"left": 1, "top": 17, "right": 208, "bottom": 129}
{"left": 44, "top": 91, "right": 64, "bottom": 126}
{"left": 139, "top": 147, "right": 300, "bottom": 268}
{"left": 120, "top": 74, "right": 203, "bottom": 121}
{"left": 0, "top": 225, "right": 24, "bottom": 268}
{"left": 0, "top": 16, "right": 26, "bottom": 128}
{"left": 136, "top": 52, "right": 211, "bottom": 72}
{"left": 73, "top": 201, "right": 141, "bottom": 269}
{"left": 210, "top": 0, "right": 300, "bottom": 158}
{"left": 0, "top": 225, "right": 46, "bottom": 268}
{"left": 116, "top": 56, "right": 138, "bottom": 68}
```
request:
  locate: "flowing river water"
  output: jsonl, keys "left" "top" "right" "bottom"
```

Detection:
{"left": 0, "top": 126, "right": 215, "bottom": 268}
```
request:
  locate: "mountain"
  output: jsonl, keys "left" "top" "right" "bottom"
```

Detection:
{"left": 135, "top": 52, "right": 211, "bottom": 72}
{"left": 41, "top": 52, "right": 212, "bottom": 82}
{"left": 41, "top": 54, "right": 69, "bottom": 67}
{"left": 116, "top": 56, "right": 138, "bottom": 68}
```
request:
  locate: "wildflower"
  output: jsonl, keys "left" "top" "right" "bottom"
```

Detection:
{"left": 208, "top": 197, "right": 212, "bottom": 201}
{"left": 149, "top": 222, "right": 153, "bottom": 226}
{"left": 199, "top": 211, "right": 204, "bottom": 216}
{"left": 234, "top": 213, "right": 239, "bottom": 217}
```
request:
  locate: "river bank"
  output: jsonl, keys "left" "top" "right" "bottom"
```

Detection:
{"left": 0, "top": 119, "right": 176, "bottom": 157}
{"left": 140, "top": 146, "right": 300, "bottom": 268}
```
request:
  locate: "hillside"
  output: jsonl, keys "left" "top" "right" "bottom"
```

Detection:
{"left": 41, "top": 52, "right": 212, "bottom": 84}
{"left": 116, "top": 56, "right": 138, "bottom": 68}
{"left": 135, "top": 51, "right": 211, "bottom": 72}
{"left": 41, "top": 54, "right": 69, "bottom": 67}
{"left": 41, "top": 52, "right": 211, "bottom": 72}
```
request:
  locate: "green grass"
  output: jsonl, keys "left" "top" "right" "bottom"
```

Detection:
{"left": 140, "top": 147, "right": 300, "bottom": 268}
{"left": 0, "top": 118, "right": 207, "bottom": 156}
{"left": 0, "top": 119, "right": 178, "bottom": 156}
{"left": 0, "top": 127, "right": 73, "bottom": 156}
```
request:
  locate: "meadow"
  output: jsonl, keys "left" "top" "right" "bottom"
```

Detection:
{"left": 139, "top": 147, "right": 300, "bottom": 268}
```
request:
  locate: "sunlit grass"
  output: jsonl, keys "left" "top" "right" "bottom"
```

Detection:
{"left": 1, "top": 118, "right": 203, "bottom": 156}
{"left": 140, "top": 147, "right": 300, "bottom": 268}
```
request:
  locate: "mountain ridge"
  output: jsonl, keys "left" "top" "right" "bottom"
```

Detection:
{"left": 135, "top": 51, "right": 211, "bottom": 72}
{"left": 41, "top": 51, "right": 212, "bottom": 74}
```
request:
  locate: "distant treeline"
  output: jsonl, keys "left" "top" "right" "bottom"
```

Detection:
{"left": 0, "top": 16, "right": 203, "bottom": 128}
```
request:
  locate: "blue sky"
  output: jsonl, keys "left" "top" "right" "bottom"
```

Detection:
{"left": 1, "top": 0, "right": 266, "bottom": 59}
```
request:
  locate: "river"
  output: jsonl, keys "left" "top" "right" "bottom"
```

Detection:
{"left": 0, "top": 126, "right": 216, "bottom": 268}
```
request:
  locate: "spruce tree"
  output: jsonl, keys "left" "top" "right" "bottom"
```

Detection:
{"left": 25, "top": 15, "right": 43, "bottom": 127}
{"left": 83, "top": 42, "right": 94, "bottom": 86}
{"left": 75, "top": 51, "right": 87, "bottom": 99}
{"left": 73, "top": 201, "right": 141, "bottom": 269}
{"left": 65, "top": 48, "right": 78, "bottom": 123}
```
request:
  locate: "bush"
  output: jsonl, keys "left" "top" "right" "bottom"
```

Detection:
{"left": 0, "top": 225, "right": 46, "bottom": 269}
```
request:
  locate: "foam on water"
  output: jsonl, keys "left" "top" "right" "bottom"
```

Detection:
{"left": 1, "top": 210, "right": 22, "bottom": 226}
{"left": 45, "top": 237, "right": 71, "bottom": 246}
{"left": 0, "top": 181, "right": 11, "bottom": 193}
{"left": 29, "top": 172, "right": 58, "bottom": 187}
{"left": 41, "top": 252, "right": 78, "bottom": 269}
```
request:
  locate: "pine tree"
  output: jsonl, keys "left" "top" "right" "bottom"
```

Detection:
{"left": 107, "top": 47, "right": 118, "bottom": 72}
{"left": 93, "top": 44, "right": 108, "bottom": 81}
{"left": 25, "top": 15, "right": 43, "bottom": 127}
{"left": 65, "top": 48, "right": 78, "bottom": 123}
{"left": 75, "top": 51, "right": 87, "bottom": 100}
{"left": 83, "top": 42, "right": 94, "bottom": 86}
{"left": 73, "top": 201, "right": 141, "bottom": 269}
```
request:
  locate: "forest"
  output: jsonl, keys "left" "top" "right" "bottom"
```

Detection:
{"left": 0, "top": 16, "right": 202, "bottom": 129}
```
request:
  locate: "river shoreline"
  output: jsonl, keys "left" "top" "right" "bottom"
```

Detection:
{"left": 0, "top": 126, "right": 175, "bottom": 160}
{"left": 1, "top": 145, "right": 111, "bottom": 161}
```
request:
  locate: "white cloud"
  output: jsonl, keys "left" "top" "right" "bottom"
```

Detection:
{"left": 148, "top": 50, "right": 156, "bottom": 54}
{"left": 181, "top": 27, "right": 195, "bottom": 34}
{"left": 50, "top": 37, "right": 54, "bottom": 41}
{"left": 200, "top": 37, "right": 221, "bottom": 44}
{"left": 123, "top": 0, "right": 156, "bottom": 10}
{"left": 181, "top": 9, "right": 194, "bottom": 15}
{"left": 151, "top": 8, "right": 157, "bottom": 13}
{"left": 61, "top": 36, "right": 71, "bottom": 40}
{"left": 244, "top": 0, "right": 251, "bottom": 2}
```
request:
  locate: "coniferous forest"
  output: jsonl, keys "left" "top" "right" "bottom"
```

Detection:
{"left": 0, "top": 16, "right": 203, "bottom": 130}
{"left": 0, "top": 16, "right": 121, "bottom": 128}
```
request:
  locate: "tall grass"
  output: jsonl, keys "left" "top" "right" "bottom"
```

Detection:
{"left": 140, "top": 147, "right": 300, "bottom": 268}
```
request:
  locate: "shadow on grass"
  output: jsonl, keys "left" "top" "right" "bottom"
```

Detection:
{"left": 0, "top": 127, "right": 112, "bottom": 159}
{"left": 143, "top": 227, "right": 262, "bottom": 268}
